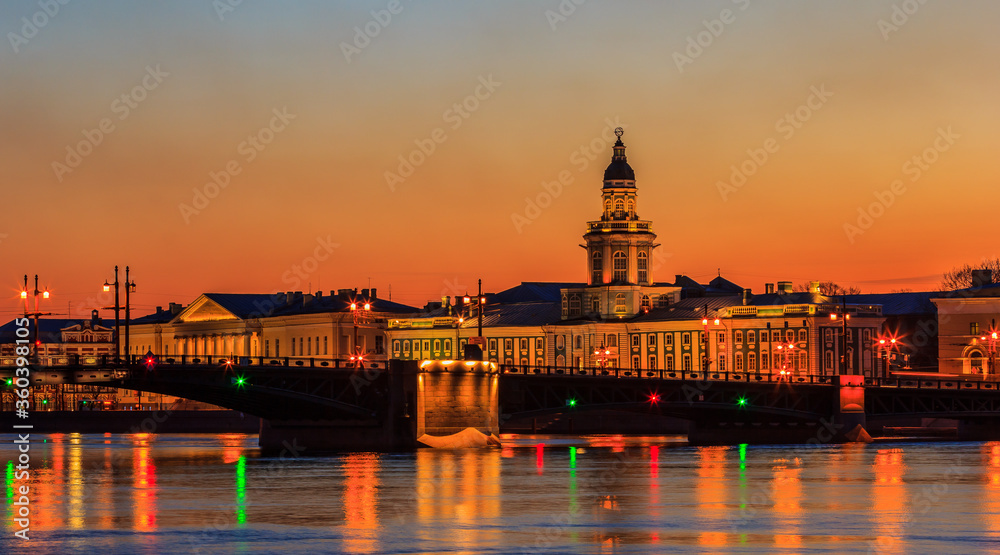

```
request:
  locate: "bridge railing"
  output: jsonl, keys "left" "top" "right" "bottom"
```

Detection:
{"left": 0, "top": 353, "right": 385, "bottom": 370}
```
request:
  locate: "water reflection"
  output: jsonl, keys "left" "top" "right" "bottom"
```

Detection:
{"left": 131, "top": 434, "right": 157, "bottom": 532}
{"left": 771, "top": 456, "right": 802, "bottom": 550}
{"left": 341, "top": 453, "right": 380, "bottom": 554}
{"left": 983, "top": 442, "right": 1000, "bottom": 550}
{"left": 696, "top": 446, "right": 729, "bottom": 547}
{"left": 871, "top": 448, "right": 907, "bottom": 555}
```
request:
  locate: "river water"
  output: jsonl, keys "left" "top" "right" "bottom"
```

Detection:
{"left": 2, "top": 433, "right": 1000, "bottom": 554}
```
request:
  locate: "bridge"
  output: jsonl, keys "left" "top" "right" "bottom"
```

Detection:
{"left": 5, "top": 354, "right": 1000, "bottom": 450}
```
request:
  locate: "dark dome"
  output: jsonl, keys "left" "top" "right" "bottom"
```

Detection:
{"left": 602, "top": 137, "right": 635, "bottom": 185}
{"left": 603, "top": 159, "right": 635, "bottom": 182}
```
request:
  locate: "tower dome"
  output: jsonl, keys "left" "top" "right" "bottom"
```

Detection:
{"left": 603, "top": 127, "right": 635, "bottom": 185}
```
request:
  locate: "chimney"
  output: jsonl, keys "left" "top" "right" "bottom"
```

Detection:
{"left": 370, "top": 288, "right": 377, "bottom": 300}
{"left": 972, "top": 269, "right": 993, "bottom": 288}
{"left": 442, "top": 296, "right": 451, "bottom": 315}
{"left": 338, "top": 289, "right": 353, "bottom": 301}
{"left": 765, "top": 283, "right": 775, "bottom": 295}
{"left": 315, "top": 291, "right": 323, "bottom": 298}
{"left": 91, "top": 309, "right": 101, "bottom": 326}
{"left": 303, "top": 293, "right": 314, "bottom": 305}
{"left": 741, "top": 289, "right": 751, "bottom": 306}
{"left": 777, "top": 281, "right": 793, "bottom": 295}
{"left": 362, "top": 288, "right": 370, "bottom": 299}
{"left": 809, "top": 280, "right": 821, "bottom": 294}
{"left": 169, "top": 302, "right": 183, "bottom": 315}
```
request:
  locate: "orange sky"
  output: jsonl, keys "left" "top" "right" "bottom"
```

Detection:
{"left": 2, "top": 1, "right": 999, "bottom": 320}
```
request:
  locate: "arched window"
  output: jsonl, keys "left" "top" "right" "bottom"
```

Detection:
{"left": 575, "top": 335, "right": 583, "bottom": 349}
{"left": 613, "top": 251, "right": 627, "bottom": 281}
{"left": 556, "top": 354, "right": 565, "bottom": 367}
{"left": 592, "top": 251, "right": 603, "bottom": 284}
{"left": 971, "top": 351, "right": 985, "bottom": 373}
{"left": 799, "top": 351, "right": 807, "bottom": 372}
{"left": 604, "top": 199, "right": 612, "bottom": 217}
{"left": 641, "top": 295, "right": 651, "bottom": 312}
{"left": 614, "top": 199, "right": 625, "bottom": 218}
{"left": 615, "top": 293, "right": 627, "bottom": 313}
{"left": 627, "top": 199, "right": 634, "bottom": 217}
{"left": 824, "top": 328, "right": 833, "bottom": 343}
{"left": 637, "top": 252, "right": 648, "bottom": 283}
{"left": 569, "top": 294, "right": 581, "bottom": 316}
{"left": 561, "top": 294, "right": 568, "bottom": 312}
{"left": 556, "top": 335, "right": 565, "bottom": 349}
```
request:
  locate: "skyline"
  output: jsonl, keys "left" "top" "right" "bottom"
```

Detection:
{"left": 3, "top": 0, "right": 999, "bottom": 320}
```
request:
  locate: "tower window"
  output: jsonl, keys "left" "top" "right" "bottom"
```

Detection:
{"left": 615, "top": 293, "right": 627, "bottom": 313}
{"left": 640, "top": 294, "right": 650, "bottom": 312}
{"left": 592, "top": 251, "right": 603, "bottom": 284}
{"left": 627, "top": 199, "right": 634, "bottom": 216}
{"left": 569, "top": 294, "right": 581, "bottom": 316}
{"left": 614, "top": 199, "right": 625, "bottom": 219}
{"left": 613, "top": 251, "right": 627, "bottom": 281}
{"left": 638, "top": 252, "right": 648, "bottom": 283}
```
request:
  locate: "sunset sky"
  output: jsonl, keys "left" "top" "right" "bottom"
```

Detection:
{"left": 2, "top": 0, "right": 999, "bottom": 320}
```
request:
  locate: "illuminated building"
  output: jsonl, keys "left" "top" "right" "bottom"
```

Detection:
{"left": 932, "top": 271, "right": 1000, "bottom": 375}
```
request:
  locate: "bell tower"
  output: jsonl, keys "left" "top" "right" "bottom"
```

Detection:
{"left": 583, "top": 128, "right": 657, "bottom": 286}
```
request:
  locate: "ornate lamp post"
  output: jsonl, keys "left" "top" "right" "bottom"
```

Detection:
{"left": 349, "top": 298, "right": 371, "bottom": 368}
{"left": 103, "top": 265, "right": 136, "bottom": 365}
{"left": 21, "top": 274, "right": 51, "bottom": 363}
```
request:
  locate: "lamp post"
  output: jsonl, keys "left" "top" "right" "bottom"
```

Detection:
{"left": 103, "top": 266, "right": 120, "bottom": 364}
{"left": 124, "top": 266, "right": 136, "bottom": 363}
{"left": 593, "top": 344, "right": 611, "bottom": 372}
{"left": 349, "top": 297, "right": 371, "bottom": 368}
{"left": 830, "top": 299, "right": 851, "bottom": 375}
{"left": 21, "top": 274, "right": 52, "bottom": 363}
{"left": 876, "top": 336, "right": 898, "bottom": 379}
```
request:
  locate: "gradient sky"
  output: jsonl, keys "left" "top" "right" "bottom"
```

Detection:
{"left": 3, "top": 0, "right": 999, "bottom": 320}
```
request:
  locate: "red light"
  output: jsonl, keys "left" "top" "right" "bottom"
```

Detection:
{"left": 35, "top": 340, "right": 41, "bottom": 346}
{"left": 42, "top": 291, "right": 50, "bottom": 299}
{"left": 350, "top": 303, "right": 357, "bottom": 310}
{"left": 890, "top": 338, "right": 897, "bottom": 344}
{"left": 19, "top": 291, "right": 27, "bottom": 299}
{"left": 701, "top": 319, "right": 708, "bottom": 325}
{"left": 649, "top": 394, "right": 660, "bottom": 403}
{"left": 993, "top": 333, "right": 998, "bottom": 340}
{"left": 364, "top": 303, "right": 371, "bottom": 311}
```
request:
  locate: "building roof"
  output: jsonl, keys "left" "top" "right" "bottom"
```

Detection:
{"left": 0, "top": 317, "right": 112, "bottom": 344}
{"left": 843, "top": 292, "right": 937, "bottom": 316}
{"left": 632, "top": 296, "right": 741, "bottom": 323}
{"left": 461, "top": 301, "right": 562, "bottom": 328}
{"left": 491, "top": 282, "right": 582, "bottom": 304}
{"left": 603, "top": 137, "right": 636, "bottom": 183}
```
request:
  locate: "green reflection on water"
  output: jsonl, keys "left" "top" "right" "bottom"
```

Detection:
{"left": 236, "top": 456, "right": 246, "bottom": 526}
{"left": 5, "top": 461, "right": 13, "bottom": 500}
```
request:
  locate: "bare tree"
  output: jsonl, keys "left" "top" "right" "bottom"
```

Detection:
{"left": 941, "top": 258, "right": 1000, "bottom": 290}
{"left": 794, "top": 281, "right": 862, "bottom": 295}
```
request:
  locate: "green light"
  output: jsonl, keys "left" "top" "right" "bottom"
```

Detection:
{"left": 566, "top": 398, "right": 577, "bottom": 407}
{"left": 739, "top": 443, "right": 747, "bottom": 463}
{"left": 5, "top": 379, "right": 11, "bottom": 386}
{"left": 736, "top": 396, "right": 748, "bottom": 407}
{"left": 42, "top": 400, "right": 47, "bottom": 404}
{"left": 569, "top": 446, "right": 577, "bottom": 469}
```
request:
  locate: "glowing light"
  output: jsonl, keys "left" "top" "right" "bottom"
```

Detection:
{"left": 714, "top": 319, "right": 720, "bottom": 325}
{"left": 649, "top": 393, "right": 660, "bottom": 404}
{"left": 567, "top": 398, "right": 577, "bottom": 407}
{"left": 5, "top": 379, "right": 11, "bottom": 386}
{"left": 736, "top": 396, "right": 748, "bottom": 407}
{"left": 235, "top": 456, "right": 247, "bottom": 525}
{"left": 442, "top": 360, "right": 454, "bottom": 365}
{"left": 702, "top": 318, "right": 708, "bottom": 325}
{"left": 420, "top": 360, "right": 433, "bottom": 368}
{"left": 19, "top": 291, "right": 27, "bottom": 299}
{"left": 830, "top": 314, "right": 837, "bottom": 320}
{"left": 463, "top": 296, "right": 471, "bottom": 303}
{"left": 103, "top": 282, "right": 111, "bottom": 292}
{"left": 464, "top": 361, "right": 477, "bottom": 367}
{"left": 363, "top": 303, "right": 371, "bottom": 311}
{"left": 536, "top": 443, "right": 544, "bottom": 473}
{"left": 569, "top": 446, "right": 577, "bottom": 469}
{"left": 42, "top": 291, "right": 50, "bottom": 299}
{"left": 350, "top": 303, "right": 357, "bottom": 310}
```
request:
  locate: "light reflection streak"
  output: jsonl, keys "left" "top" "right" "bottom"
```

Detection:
{"left": 696, "top": 446, "right": 729, "bottom": 547}
{"left": 68, "top": 433, "right": 84, "bottom": 529}
{"left": 871, "top": 448, "right": 907, "bottom": 555}
{"left": 983, "top": 442, "right": 1000, "bottom": 548}
{"left": 341, "top": 453, "right": 381, "bottom": 554}
{"left": 235, "top": 456, "right": 246, "bottom": 526}
{"left": 131, "top": 434, "right": 157, "bottom": 532}
{"left": 771, "top": 457, "right": 802, "bottom": 550}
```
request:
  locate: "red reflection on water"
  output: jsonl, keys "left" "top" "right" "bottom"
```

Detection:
{"left": 536, "top": 444, "right": 545, "bottom": 474}
{"left": 219, "top": 433, "right": 247, "bottom": 464}
{"left": 872, "top": 448, "right": 907, "bottom": 555}
{"left": 132, "top": 437, "right": 157, "bottom": 531}
{"left": 650, "top": 445, "right": 659, "bottom": 479}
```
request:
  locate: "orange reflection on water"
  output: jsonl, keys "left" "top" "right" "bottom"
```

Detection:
{"left": 219, "top": 433, "right": 247, "bottom": 464}
{"left": 871, "top": 448, "right": 907, "bottom": 555}
{"left": 771, "top": 458, "right": 802, "bottom": 550}
{"left": 341, "top": 453, "right": 381, "bottom": 554}
{"left": 982, "top": 442, "right": 1000, "bottom": 548}
{"left": 695, "top": 446, "right": 729, "bottom": 547}
{"left": 33, "top": 433, "right": 65, "bottom": 531}
{"left": 67, "top": 434, "right": 84, "bottom": 530}
{"left": 414, "top": 450, "right": 500, "bottom": 555}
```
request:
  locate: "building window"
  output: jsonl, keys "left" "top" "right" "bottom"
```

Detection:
{"left": 569, "top": 295, "right": 581, "bottom": 316}
{"left": 592, "top": 251, "right": 603, "bottom": 284}
{"left": 638, "top": 252, "right": 648, "bottom": 283}
{"left": 443, "top": 339, "right": 451, "bottom": 354}
{"left": 761, "top": 353, "right": 768, "bottom": 370}
{"left": 665, "top": 355, "right": 674, "bottom": 371}
{"left": 575, "top": 335, "right": 583, "bottom": 349}
{"left": 615, "top": 293, "right": 627, "bottom": 313}
{"left": 736, "top": 355, "right": 744, "bottom": 371}
{"left": 718, "top": 356, "right": 726, "bottom": 372}
{"left": 556, "top": 354, "right": 566, "bottom": 366}
{"left": 505, "top": 358, "right": 513, "bottom": 365}
{"left": 748, "top": 354, "right": 757, "bottom": 371}
{"left": 863, "top": 329, "right": 872, "bottom": 343}
{"left": 847, "top": 348, "right": 854, "bottom": 370}
{"left": 433, "top": 339, "right": 441, "bottom": 353}
{"left": 972, "top": 322, "right": 980, "bottom": 336}
{"left": 718, "top": 332, "right": 726, "bottom": 344}
{"left": 798, "top": 351, "right": 807, "bottom": 371}
{"left": 632, "top": 356, "right": 640, "bottom": 369}
{"left": 604, "top": 199, "right": 611, "bottom": 216}
{"left": 772, "top": 331, "right": 780, "bottom": 342}
{"left": 614, "top": 199, "right": 625, "bottom": 218}
{"left": 825, "top": 329, "right": 833, "bottom": 343}
{"left": 748, "top": 331, "right": 756, "bottom": 343}
{"left": 520, "top": 358, "right": 528, "bottom": 367}
{"left": 423, "top": 340, "right": 430, "bottom": 352}
{"left": 592, "top": 297, "right": 600, "bottom": 313}
{"left": 847, "top": 329, "right": 853, "bottom": 343}
{"left": 735, "top": 331, "right": 743, "bottom": 344}
{"left": 798, "top": 329, "right": 807, "bottom": 343}
{"left": 683, "top": 354, "right": 692, "bottom": 371}
{"left": 520, "top": 338, "right": 528, "bottom": 351}
{"left": 773, "top": 353, "right": 781, "bottom": 369}
{"left": 972, "top": 351, "right": 985, "bottom": 373}
{"left": 324, "top": 336, "right": 329, "bottom": 355}
{"left": 631, "top": 335, "right": 640, "bottom": 347}
{"left": 641, "top": 294, "right": 651, "bottom": 312}
{"left": 375, "top": 336, "right": 384, "bottom": 354}
{"left": 649, "top": 355, "right": 657, "bottom": 369}
{"left": 275, "top": 339, "right": 280, "bottom": 357}
{"left": 613, "top": 251, "right": 627, "bottom": 281}
{"left": 300, "top": 337, "right": 304, "bottom": 355}
{"left": 291, "top": 338, "right": 296, "bottom": 357}
{"left": 648, "top": 334, "right": 657, "bottom": 347}
{"left": 682, "top": 333, "right": 691, "bottom": 346}
{"left": 562, "top": 294, "right": 568, "bottom": 312}
{"left": 665, "top": 334, "right": 673, "bottom": 346}
{"left": 489, "top": 338, "right": 497, "bottom": 352}
{"left": 307, "top": 337, "right": 312, "bottom": 356}
{"left": 825, "top": 351, "right": 833, "bottom": 370}
{"left": 607, "top": 334, "right": 617, "bottom": 347}
{"left": 392, "top": 340, "right": 400, "bottom": 355}
{"left": 557, "top": 335, "right": 565, "bottom": 349}
{"left": 700, "top": 331, "right": 707, "bottom": 344}
{"left": 504, "top": 338, "right": 512, "bottom": 352}
{"left": 785, "top": 330, "right": 794, "bottom": 342}
{"left": 265, "top": 340, "right": 270, "bottom": 358}
{"left": 627, "top": 199, "right": 634, "bottom": 216}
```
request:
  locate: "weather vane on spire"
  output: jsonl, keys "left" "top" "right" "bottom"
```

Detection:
{"left": 614, "top": 127, "right": 624, "bottom": 138}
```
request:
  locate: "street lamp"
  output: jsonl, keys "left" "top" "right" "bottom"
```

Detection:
{"left": 21, "top": 274, "right": 52, "bottom": 363}
{"left": 830, "top": 300, "right": 852, "bottom": 375}
{"left": 349, "top": 298, "right": 372, "bottom": 368}
{"left": 875, "top": 336, "right": 899, "bottom": 379}
{"left": 593, "top": 344, "right": 612, "bottom": 372}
